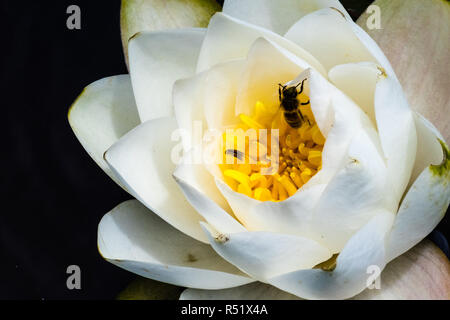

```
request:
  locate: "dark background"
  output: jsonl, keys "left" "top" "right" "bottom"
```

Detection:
{"left": 0, "top": 0, "right": 448, "bottom": 299}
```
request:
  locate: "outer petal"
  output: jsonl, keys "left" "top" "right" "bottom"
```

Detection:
{"left": 181, "top": 240, "right": 450, "bottom": 300}
{"left": 181, "top": 282, "right": 300, "bottom": 300}
{"left": 329, "top": 62, "right": 417, "bottom": 204}
{"left": 104, "top": 117, "right": 207, "bottom": 243}
{"left": 68, "top": 75, "right": 140, "bottom": 188}
{"left": 357, "top": 0, "right": 450, "bottom": 142}
{"left": 284, "top": 8, "right": 376, "bottom": 71}
{"left": 386, "top": 140, "right": 449, "bottom": 262}
{"left": 409, "top": 112, "right": 445, "bottom": 184}
{"left": 98, "top": 200, "right": 253, "bottom": 289}
{"left": 128, "top": 29, "right": 205, "bottom": 122}
{"left": 120, "top": 0, "right": 220, "bottom": 67}
{"left": 197, "top": 13, "right": 326, "bottom": 75}
{"left": 269, "top": 210, "right": 395, "bottom": 300}
{"left": 201, "top": 223, "right": 331, "bottom": 281}
{"left": 222, "top": 0, "right": 348, "bottom": 35}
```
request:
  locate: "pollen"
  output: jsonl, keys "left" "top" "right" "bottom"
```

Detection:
{"left": 220, "top": 97, "right": 325, "bottom": 202}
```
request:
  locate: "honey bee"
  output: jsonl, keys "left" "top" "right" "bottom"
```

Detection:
{"left": 278, "top": 79, "right": 310, "bottom": 128}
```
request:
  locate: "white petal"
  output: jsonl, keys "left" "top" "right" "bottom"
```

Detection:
{"left": 181, "top": 282, "right": 300, "bottom": 300}
{"left": 216, "top": 179, "right": 326, "bottom": 243}
{"left": 386, "top": 140, "right": 449, "bottom": 262}
{"left": 329, "top": 61, "right": 417, "bottom": 205}
{"left": 269, "top": 210, "right": 395, "bottom": 300}
{"left": 104, "top": 117, "right": 207, "bottom": 243}
{"left": 375, "top": 72, "right": 417, "bottom": 204}
{"left": 197, "top": 13, "right": 326, "bottom": 75}
{"left": 203, "top": 60, "right": 246, "bottom": 130}
{"left": 68, "top": 75, "right": 140, "bottom": 188}
{"left": 173, "top": 157, "right": 245, "bottom": 234}
{"left": 409, "top": 112, "right": 445, "bottom": 184}
{"left": 173, "top": 72, "right": 208, "bottom": 152}
{"left": 223, "top": 0, "right": 348, "bottom": 35}
{"left": 285, "top": 8, "right": 376, "bottom": 71}
{"left": 328, "top": 62, "right": 379, "bottom": 126}
{"left": 201, "top": 223, "right": 331, "bottom": 281}
{"left": 98, "top": 200, "right": 253, "bottom": 289}
{"left": 128, "top": 29, "right": 205, "bottom": 122}
{"left": 312, "top": 126, "right": 392, "bottom": 253}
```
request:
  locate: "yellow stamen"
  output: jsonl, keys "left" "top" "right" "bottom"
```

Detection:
{"left": 254, "top": 187, "right": 272, "bottom": 201}
{"left": 238, "top": 183, "right": 253, "bottom": 197}
{"left": 220, "top": 97, "right": 325, "bottom": 201}
{"left": 224, "top": 169, "right": 251, "bottom": 186}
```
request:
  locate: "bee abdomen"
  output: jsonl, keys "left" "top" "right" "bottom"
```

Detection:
{"left": 283, "top": 110, "right": 301, "bottom": 128}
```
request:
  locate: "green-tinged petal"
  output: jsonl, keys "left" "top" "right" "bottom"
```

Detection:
{"left": 269, "top": 210, "right": 395, "bottom": 300}
{"left": 68, "top": 75, "right": 140, "bottom": 189}
{"left": 197, "top": 13, "right": 326, "bottom": 75}
{"left": 284, "top": 8, "right": 376, "bottom": 72}
{"left": 117, "top": 277, "right": 183, "bottom": 300}
{"left": 120, "top": 0, "right": 220, "bottom": 67}
{"left": 201, "top": 222, "right": 331, "bottom": 281}
{"left": 222, "top": 0, "right": 348, "bottom": 35}
{"left": 128, "top": 29, "right": 205, "bottom": 122}
{"left": 104, "top": 117, "right": 207, "bottom": 243}
{"left": 357, "top": 0, "right": 450, "bottom": 142}
{"left": 99, "top": 200, "right": 253, "bottom": 289}
{"left": 409, "top": 112, "right": 445, "bottom": 185}
{"left": 386, "top": 139, "right": 449, "bottom": 262}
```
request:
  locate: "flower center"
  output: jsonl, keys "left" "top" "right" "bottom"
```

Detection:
{"left": 219, "top": 92, "right": 325, "bottom": 201}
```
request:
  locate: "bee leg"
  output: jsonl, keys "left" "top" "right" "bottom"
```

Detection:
{"left": 300, "top": 100, "right": 310, "bottom": 105}
{"left": 278, "top": 86, "right": 282, "bottom": 101}
{"left": 296, "top": 78, "right": 307, "bottom": 94}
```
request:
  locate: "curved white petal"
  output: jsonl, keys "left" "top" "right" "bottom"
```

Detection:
{"left": 68, "top": 75, "right": 140, "bottom": 188}
{"left": 328, "top": 62, "right": 379, "bottom": 126}
{"left": 223, "top": 0, "right": 348, "bottom": 35}
{"left": 203, "top": 60, "right": 245, "bottom": 130}
{"left": 329, "top": 62, "right": 417, "bottom": 205}
{"left": 173, "top": 157, "right": 245, "bottom": 234}
{"left": 312, "top": 127, "right": 391, "bottom": 253}
{"left": 128, "top": 29, "right": 205, "bottom": 122}
{"left": 375, "top": 72, "right": 417, "bottom": 204}
{"left": 285, "top": 8, "right": 376, "bottom": 71}
{"left": 181, "top": 282, "right": 300, "bottom": 300}
{"left": 173, "top": 71, "right": 208, "bottom": 152}
{"left": 197, "top": 13, "right": 326, "bottom": 75}
{"left": 104, "top": 117, "right": 207, "bottom": 243}
{"left": 201, "top": 223, "right": 331, "bottom": 281}
{"left": 98, "top": 200, "right": 253, "bottom": 289}
{"left": 409, "top": 112, "right": 445, "bottom": 184}
{"left": 269, "top": 210, "right": 395, "bottom": 300}
{"left": 386, "top": 140, "right": 449, "bottom": 262}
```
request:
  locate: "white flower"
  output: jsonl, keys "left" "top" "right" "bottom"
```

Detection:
{"left": 69, "top": 0, "right": 449, "bottom": 299}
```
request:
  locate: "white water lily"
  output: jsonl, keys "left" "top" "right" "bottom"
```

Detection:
{"left": 69, "top": 0, "right": 449, "bottom": 299}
